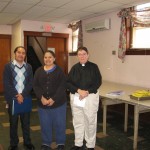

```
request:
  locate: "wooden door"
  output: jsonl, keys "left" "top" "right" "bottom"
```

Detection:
{"left": 47, "top": 37, "right": 68, "bottom": 74}
{"left": 0, "top": 35, "right": 11, "bottom": 93}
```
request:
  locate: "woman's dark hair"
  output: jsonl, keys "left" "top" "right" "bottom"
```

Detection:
{"left": 44, "top": 50, "right": 56, "bottom": 58}
{"left": 77, "top": 47, "right": 88, "bottom": 54}
{"left": 14, "top": 46, "right": 26, "bottom": 53}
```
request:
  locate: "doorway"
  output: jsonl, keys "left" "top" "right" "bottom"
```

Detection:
{"left": 24, "top": 31, "right": 69, "bottom": 75}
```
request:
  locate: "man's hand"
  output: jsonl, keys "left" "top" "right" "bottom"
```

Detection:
{"left": 16, "top": 94, "right": 23, "bottom": 104}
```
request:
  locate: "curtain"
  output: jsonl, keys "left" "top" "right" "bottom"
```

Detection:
{"left": 118, "top": 8, "right": 132, "bottom": 62}
{"left": 68, "top": 20, "right": 83, "bottom": 49}
{"left": 117, "top": 6, "right": 150, "bottom": 62}
{"left": 77, "top": 21, "right": 83, "bottom": 48}
{"left": 118, "top": 17, "right": 126, "bottom": 62}
{"left": 129, "top": 7, "right": 150, "bottom": 26}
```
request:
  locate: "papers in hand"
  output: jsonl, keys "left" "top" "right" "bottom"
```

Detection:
{"left": 74, "top": 93, "right": 86, "bottom": 107}
{"left": 106, "top": 90, "right": 124, "bottom": 97}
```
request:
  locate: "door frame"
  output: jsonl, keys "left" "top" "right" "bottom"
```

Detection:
{"left": 0, "top": 34, "right": 11, "bottom": 93}
{"left": 24, "top": 31, "right": 69, "bottom": 74}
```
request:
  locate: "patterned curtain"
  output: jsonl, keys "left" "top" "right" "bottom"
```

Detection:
{"left": 77, "top": 21, "right": 83, "bottom": 48}
{"left": 118, "top": 8, "right": 132, "bottom": 62}
{"left": 117, "top": 6, "right": 150, "bottom": 62}
{"left": 129, "top": 7, "right": 150, "bottom": 26}
{"left": 68, "top": 20, "right": 83, "bottom": 49}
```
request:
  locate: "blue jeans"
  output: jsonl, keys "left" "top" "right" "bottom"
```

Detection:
{"left": 38, "top": 103, "right": 66, "bottom": 146}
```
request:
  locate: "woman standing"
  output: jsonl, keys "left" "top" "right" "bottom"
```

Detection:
{"left": 33, "top": 50, "right": 67, "bottom": 150}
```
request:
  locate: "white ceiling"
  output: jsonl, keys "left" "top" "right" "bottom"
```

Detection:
{"left": 0, "top": 0, "right": 149, "bottom": 25}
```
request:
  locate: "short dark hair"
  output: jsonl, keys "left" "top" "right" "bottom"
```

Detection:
{"left": 77, "top": 47, "right": 88, "bottom": 54}
{"left": 14, "top": 46, "right": 26, "bottom": 54}
{"left": 44, "top": 50, "right": 56, "bottom": 58}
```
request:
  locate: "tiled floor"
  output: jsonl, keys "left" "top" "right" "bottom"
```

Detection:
{"left": 0, "top": 96, "right": 150, "bottom": 150}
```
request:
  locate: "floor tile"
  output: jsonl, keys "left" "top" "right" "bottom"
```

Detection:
{"left": 30, "top": 125, "right": 40, "bottom": 131}
{"left": 128, "top": 136, "right": 144, "bottom": 142}
{"left": 0, "top": 112, "right": 6, "bottom": 116}
{"left": 66, "top": 129, "right": 74, "bottom": 134}
{"left": 0, "top": 144, "right": 4, "bottom": 150}
{"left": 51, "top": 142, "right": 57, "bottom": 149}
{"left": 96, "top": 132, "right": 108, "bottom": 138}
{"left": 95, "top": 145, "right": 104, "bottom": 150}
{"left": 19, "top": 137, "right": 23, "bottom": 143}
{"left": 2, "top": 122, "right": 9, "bottom": 127}
{"left": 32, "top": 108, "right": 38, "bottom": 112}
{"left": 98, "top": 123, "right": 111, "bottom": 127}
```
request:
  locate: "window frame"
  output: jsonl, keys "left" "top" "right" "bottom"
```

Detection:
{"left": 69, "top": 29, "right": 79, "bottom": 56}
{"left": 126, "top": 18, "right": 150, "bottom": 55}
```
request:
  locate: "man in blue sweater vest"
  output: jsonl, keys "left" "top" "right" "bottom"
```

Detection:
{"left": 3, "top": 46, "right": 35, "bottom": 150}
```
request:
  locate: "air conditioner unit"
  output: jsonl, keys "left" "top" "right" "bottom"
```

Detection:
{"left": 85, "top": 18, "right": 110, "bottom": 32}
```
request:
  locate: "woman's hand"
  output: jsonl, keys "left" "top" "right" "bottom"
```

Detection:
{"left": 41, "top": 96, "right": 49, "bottom": 105}
{"left": 47, "top": 98, "right": 55, "bottom": 106}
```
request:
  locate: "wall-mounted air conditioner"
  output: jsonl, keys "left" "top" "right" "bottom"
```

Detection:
{"left": 85, "top": 18, "right": 110, "bottom": 32}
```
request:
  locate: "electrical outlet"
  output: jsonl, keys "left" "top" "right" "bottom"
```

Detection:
{"left": 112, "top": 50, "right": 116, "bottom": 55}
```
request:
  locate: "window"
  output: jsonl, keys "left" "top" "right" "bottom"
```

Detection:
{"left": 132, "top": 27, "right": 150, "bottom": 48}
{"left": 136, "top": 2, "right": 150, "bottom": 9}
{"left": 126, "top": 3, "right": 150, "bottom": 55}
{"left": 68, "top": 20, "right": 82, "bottom": 55}
{"left": 72, "top": 29, "right": 79, "bottom": 52}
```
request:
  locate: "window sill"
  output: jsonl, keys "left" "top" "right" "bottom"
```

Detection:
{"left": 126, "top": 48, "right": 150, "bottom": 55}
{"left": 69, "top": 52, "right": 77, "bottom": 56}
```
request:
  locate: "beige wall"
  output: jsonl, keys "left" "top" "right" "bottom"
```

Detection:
{"left": 11, "top": 21, "right": 22, "bottom": 59}
{"left": 68, "top": 55, "right": 78, "bottom": 72}
{"left": 0, "top": 25, "right": 12, "bottom": 34}
{"left": 21, "top": 20, "right": 72, "bottom": 51}
{"left": 82, "top": 11, "right": 150, "bottom": 88}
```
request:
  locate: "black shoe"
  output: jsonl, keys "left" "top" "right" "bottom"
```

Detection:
{"left": 24, "top": 143, "right": 35, "bottom": 150}
{"left": 8, "top": 146, "right": 18, "bottom": 150}
{"left": 57, "top": 145, "right": 65, "bottom": 150}
{"left": 70, "top": 146, "right": 83, "bottom": 150}
{"left": 41, "top": 145, "right": 51, "bottom": 150}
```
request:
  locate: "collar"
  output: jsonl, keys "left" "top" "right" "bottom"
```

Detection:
{"left": 79, "top": 61, "right": 89, "bottom": 67}
{"left": 13, "top": 60, "right": 26, "bottom": 68}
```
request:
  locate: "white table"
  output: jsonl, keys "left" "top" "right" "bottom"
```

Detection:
{"left": 99, "top": 81, "right": 150, "bottom": 150}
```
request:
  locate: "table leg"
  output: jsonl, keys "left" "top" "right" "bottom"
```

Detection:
{"left": 133, "top": 105, "right": 139, "bottom": 150}
{"left": 103, "top": 103, "right": 107, "bottom": 135}
{"left": 124, "top": 103, "right": 128, "bottom": 132}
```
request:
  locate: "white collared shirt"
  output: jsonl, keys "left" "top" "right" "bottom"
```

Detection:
{"left": 13, "top": 59, "right": 26, "bottom": 68}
